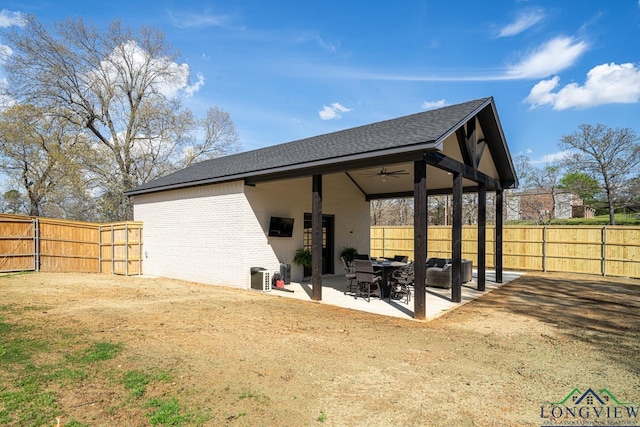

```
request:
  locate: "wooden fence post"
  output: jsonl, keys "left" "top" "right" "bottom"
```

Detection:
{"left": 98, "top": 226, "right": 102, "bottom": 273}
{"left": 542, "top": 226, "right": 547, "bottom": 273}
{"left": 138, "top": 224, "right": 142, "bottom": 276}
{"left": 111, "top": 224, "right": 115, "bottom": 274}
{"left": 602, "top": 226, "right": 607, "bottom": 277}
{"left": 125, "top": 223, "right": 129, "bottom": 276}
{"left": 34, "top": 217, "right": 40, "bottom": 272}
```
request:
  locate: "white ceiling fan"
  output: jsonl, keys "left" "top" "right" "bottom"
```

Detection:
{"left": 359, "top": 167, "right": 409, "bottom": 181}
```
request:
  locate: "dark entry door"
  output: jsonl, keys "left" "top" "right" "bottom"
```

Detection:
{"left": 303, "top": 213, "right": 334, "bottom": 276}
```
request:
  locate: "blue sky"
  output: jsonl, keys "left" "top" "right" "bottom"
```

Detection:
{"left": 2, "top": 0, "right": 640, "bottom": 166}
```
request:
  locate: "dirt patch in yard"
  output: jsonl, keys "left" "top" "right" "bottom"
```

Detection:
{"left": 0, "top": 271, "right": 638, "bottom": 426}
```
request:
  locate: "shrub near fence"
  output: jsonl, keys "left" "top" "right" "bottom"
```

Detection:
{"left": 371, "top": 225, "right": 640, "bottom": 279}
{"left": 0, "top": 213, "right": 142, "bottom": 275}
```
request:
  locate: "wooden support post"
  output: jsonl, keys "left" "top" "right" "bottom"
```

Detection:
{"left": 413, "top": 160, "right": 427, "bottom": 320}
{"left": 451, "top": 172, "right": 462, "bottom": 303}
{"left": 477, "top": 183, "right": 486, "bottom": 291}
{"left": 312, "top": 174, "right": 323, "bottom": 301}
{"left": 495, "top": 189, "right": 503, "bottom": 283}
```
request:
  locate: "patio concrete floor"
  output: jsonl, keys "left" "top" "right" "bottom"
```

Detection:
{"left": 264, "top": 269, "right": 525, "bottom": 321}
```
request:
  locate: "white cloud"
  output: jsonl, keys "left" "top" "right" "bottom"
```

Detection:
{"left": 288, "top": 32, "right": 340, "bottom": 52}
{"left": 168, "top": 9, "right": 231, "bottom": 29}
{"left": 506, "top": 36, "right": 588, "bottom": 79}
{"left": 303, "top": 36, "right": 587, "bottom": 82}
{"left": 314, "top": 34, "right": 339, "bottom": 52}
{"left": 498, "top": 9, "right": 545, "bottom": 37}
{"left": 532, "top": 150, "right": 572, "bottom": 164}
{"left": 0, "top": 77, "right": 16, "bottom": 108}
{"left": 525, "top": 62, "right": 640, "bottom": 110}
{"left": 318, "top": 102, "right": 352, "bottom": 120}
{"left": 0, "top": 9, "right": 25, "bottom": 28}
{"left": 0, "top": 44, "right": 12, "bottom": 60}
{"left": 91, "top": 40, "right": 204, "bottom": 99}
{"left": 184, "top": 72, "right": 205, "bottom": 97}
{"left": 421, "top": 99, "right": 446, "bottom": 110}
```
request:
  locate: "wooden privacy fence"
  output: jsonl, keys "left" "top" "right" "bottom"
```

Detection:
{"left": 371, "top": 225, "right": 640, "bottom": 279}
{"left": 0, "top": 213, "right": 142, "bottom": 275}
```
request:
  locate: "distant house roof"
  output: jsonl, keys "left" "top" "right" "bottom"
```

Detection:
{"left": 126, "top": 97, "right": 517, "bottom": 196}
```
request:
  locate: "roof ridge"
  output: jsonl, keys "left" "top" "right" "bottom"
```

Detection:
{"left": 126, "top": 97, "right": 497, "bottom": 195}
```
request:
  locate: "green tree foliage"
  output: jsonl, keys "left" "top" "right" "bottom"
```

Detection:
{"left": 1, "top": 189, "right": 25, "bottom": 214}
{"left": 0, "top": 104, "right": 85, "bottom": 217}
{"left": 558, "top": 172, "right": 600, "bottom": 206}
{"left": 560, "top": 124, "right": 640, "bottom": 225}
{"left": 1, "top": 15, "right": 239, "bottom": 221}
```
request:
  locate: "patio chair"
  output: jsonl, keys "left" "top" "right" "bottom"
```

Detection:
{"left": 393, "top": 255, "right": 409, "bottom": 263}
{"left": 426, "top": 263, "right": 452, "bottom": 289}
{"left": 388, "top": 262, "right": 414, "bottom": 304}
{"left": 354, "top": 259, "right": 382, "bottom": 302}
{"left": 426, "top": 257, "right": 451, "bottom": 268}
{"left": 461, "top": 259, "right": 473, "bottom": 283}
{"left": 341, "top": 256, "right": 357, "bottom": 295}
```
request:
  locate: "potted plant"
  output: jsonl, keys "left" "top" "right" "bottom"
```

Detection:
{"left": 340, "top": 246, "right": 359, "bottom": 263}
{"left": 293, "top": 247, "right": 313, "bottom": 279}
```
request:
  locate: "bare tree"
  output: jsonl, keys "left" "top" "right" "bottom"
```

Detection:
{"left": 391, "top": 198, "right": 413, "bottom": 225}
{"left": 369, "top": 198, "right": 414, "bottom": 226}
{"left": 617, "top": 175, "right": 640, "bottom": 215}
{"left": 560, "top": 124, "right": 640, "bottom": 225}
{"left": 373, "top": 194, "right": 498, "bottom": 226}
{"left": 1, "top": 15, "right": 239, "bottom": 220}
{"left": 428, "top": 195, "right": 447, "bottom": 225}
{"left": 370, "top": 199, "right": 391, "bottom": 226}
{"left": 462, "top": 194, "right": 479, "bottom": 225}
{"left": 508, "top": 155, "right": 565, "bottom": 223}
{"left": 533, "top": 164, "right": 563, "bottom": 221}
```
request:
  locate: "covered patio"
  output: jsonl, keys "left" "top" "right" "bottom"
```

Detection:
{"left": 266, "top": 269, "right": 524, "bottom": 321}
{"left": 296, "top": 97, "right": 518, "bottom": 319}
{"left": 128, "top": 97, "right": 518, "bottom": 320}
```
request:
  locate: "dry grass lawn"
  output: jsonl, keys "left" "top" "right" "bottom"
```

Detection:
{"left": 0, "top": 271, "right": 638, "bottom": 426}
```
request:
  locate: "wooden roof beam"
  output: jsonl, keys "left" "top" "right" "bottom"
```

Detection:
{"left": 424, "top": 151, "right": 502, "bottom": 191}
{"left": 456, "top": 118, "right": 475, "bottom": 167}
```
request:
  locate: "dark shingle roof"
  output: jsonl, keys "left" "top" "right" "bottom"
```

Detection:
{"left": 127, "top": 97, "right": 495, "bottom": 195}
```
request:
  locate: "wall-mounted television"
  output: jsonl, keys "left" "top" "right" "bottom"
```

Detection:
{"left": 268, "top": 216, "right": 294, "bottom": 237}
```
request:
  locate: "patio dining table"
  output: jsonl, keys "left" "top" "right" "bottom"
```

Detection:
{"left": 371, "top": 259, "right": 408, "bottom": 298}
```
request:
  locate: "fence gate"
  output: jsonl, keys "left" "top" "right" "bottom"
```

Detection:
{"left": 0, "top": 216, "right": 38, "bottom": 273}
{"left": 0, "top": 214, "right": 142, "bottom": 276}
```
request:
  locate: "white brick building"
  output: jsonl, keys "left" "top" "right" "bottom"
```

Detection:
{"left": 132, "top": 175, "right": 370, "bottom": 287}
{"left": 126, "top": 97, "right": 518, "bottom": 319}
